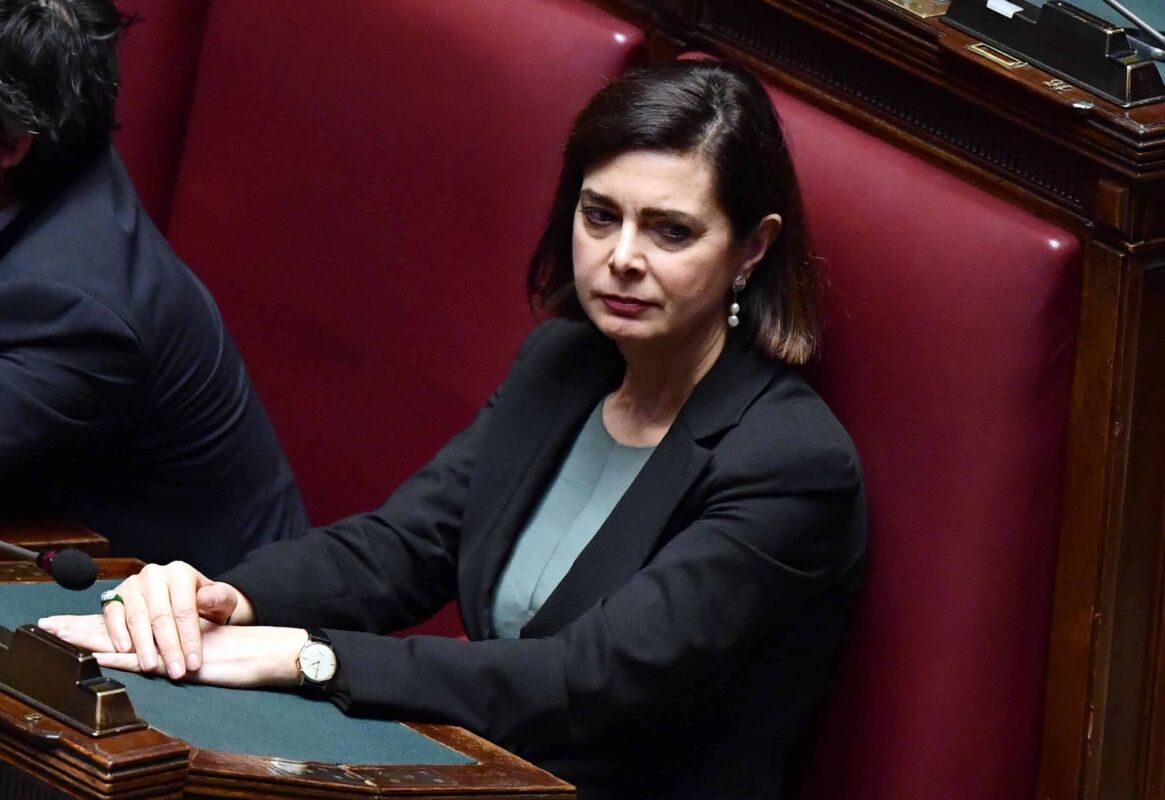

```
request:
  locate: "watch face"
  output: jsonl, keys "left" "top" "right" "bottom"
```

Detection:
{"left": 299, "top": 641, "right": 337, "bottom": 683}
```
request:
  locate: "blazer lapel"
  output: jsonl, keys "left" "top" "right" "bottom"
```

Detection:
{"left": 521, "top": 337, "right": 783, "bottom": 638}
{"left": 460, "top": 329, "right": 622, "bottom": 638}
{"left": 521, "top": 429, "right": 709, "bottom": 637}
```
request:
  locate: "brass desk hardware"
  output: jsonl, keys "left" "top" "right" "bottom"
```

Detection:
{"left": 944, "top": 0, "right": 1165, "bottom": 106}
{"left": 0, "top": 625, "right": 145, "bottom": 737}
{"left": 881, "top": 0, "right": 952, "bottom": 18}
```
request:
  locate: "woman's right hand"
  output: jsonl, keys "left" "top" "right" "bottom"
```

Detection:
{"left": 42, "top": 561, "right": 254, "bottom": 680}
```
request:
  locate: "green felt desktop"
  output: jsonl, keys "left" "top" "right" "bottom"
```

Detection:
{"left": 0, "top": 580, "right": 472, "bottom": 767}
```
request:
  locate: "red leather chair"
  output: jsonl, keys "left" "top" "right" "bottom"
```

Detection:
{"left": 113, "top": 0, "right": 210, "bottom": 228}
{"left": 758, "top": 76, "right": 1081, "bottom": 800}
{"left": 161, "top": 0, "right": 644, "bottom": 529}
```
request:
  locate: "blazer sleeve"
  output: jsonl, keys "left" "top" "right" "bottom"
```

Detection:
{"left": 0, "top": 280, "right": 141, "bottom": 475}
{"left": 219, "top": 321, "right": 556, "bottom": 633}
{"left": 229, "top": 384, "right": 865, "bottom": 749}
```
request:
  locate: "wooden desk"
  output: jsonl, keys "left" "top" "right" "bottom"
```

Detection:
{"left": 0, "top": 561, "right": 574, "bottom": 799}
{"left": 0, "top": 521, "right": 109, "bottom": 558}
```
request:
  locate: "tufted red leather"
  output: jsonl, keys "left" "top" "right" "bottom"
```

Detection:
{"left": 112, "top": 0, "right": 210, "bottom": 228}
{"left": 757, "top": 78, "right": 1082, "bottom": 800}
{"left": 160, "top": 1, "right": 643, "bottom": 643}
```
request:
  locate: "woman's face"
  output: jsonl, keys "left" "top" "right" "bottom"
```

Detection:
{"left": 571, "top": 149, "right": 747, "bottom": 356}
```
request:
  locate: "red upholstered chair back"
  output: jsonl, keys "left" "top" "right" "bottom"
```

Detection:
{"left": 163, "top": 0, "right": 644, "bottom": 531}
{"left": 113, "top": 0, "right": 210, "bottom": 228}
{"left": 756, "top": 79, "right": 1082, "bottom": 798}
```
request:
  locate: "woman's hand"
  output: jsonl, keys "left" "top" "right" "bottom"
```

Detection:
{"left": 39, "top": 561, "right": 255, "bottom": 680}
{"left": 38, "top": 614, "right": 308, "bottom": 688}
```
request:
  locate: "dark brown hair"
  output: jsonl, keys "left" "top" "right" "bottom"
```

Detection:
{"left": 527, "top": 59, "right": 820, "bottom": 363}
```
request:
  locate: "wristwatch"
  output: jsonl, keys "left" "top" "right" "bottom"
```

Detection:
{"left": 296, "top": 629, "right": 338, "bottom": 691}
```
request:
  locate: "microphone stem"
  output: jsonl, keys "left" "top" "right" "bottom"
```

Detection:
{"left": 0, "top": 538, "right": 39, "bottom": 561}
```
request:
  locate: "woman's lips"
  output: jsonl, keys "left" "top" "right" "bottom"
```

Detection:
{"left": 600, "top": 294, "right": 653, "bottom": 315}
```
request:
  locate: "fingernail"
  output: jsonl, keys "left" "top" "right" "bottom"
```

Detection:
{"left": 141, "top": 654, "right": 157, "bottom": 671}
{"left": 167, "top": 660, "right": 184, "bottom": 679}
{"left": 117, "top": 637, "right": 132, "bottom": 653}
{"left": 186, "top": 652, "right": 201, "bottom": 671}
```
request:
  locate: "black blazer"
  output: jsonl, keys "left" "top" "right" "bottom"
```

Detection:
{"left": 224, "top": 319, "right": 866, "bottom": 799}
{"left": 0, "top": 149, "right": 307, "bottom": 573}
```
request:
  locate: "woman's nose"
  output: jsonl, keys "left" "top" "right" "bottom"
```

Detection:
{"left": 609, "top": 223, "right": 643, "bottom": 275}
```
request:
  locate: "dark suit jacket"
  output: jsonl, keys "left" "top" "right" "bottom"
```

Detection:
{"left": 224, "top": 319, "right": 866, "bottom": 799}
{"left": 0, "top": 148, "right": 308, "bottom": 574}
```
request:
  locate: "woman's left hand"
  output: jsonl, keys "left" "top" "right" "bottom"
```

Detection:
{"left": 41, "top": 614, "right": 309, "bottom": 689}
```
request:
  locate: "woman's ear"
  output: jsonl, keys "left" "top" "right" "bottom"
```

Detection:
{"left": 738, "top": 213, "right": 783, "bottom": 281}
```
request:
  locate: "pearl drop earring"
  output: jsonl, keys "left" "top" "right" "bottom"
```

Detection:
{"left": 728, "top": 275, "right": 746, "bottom": 328}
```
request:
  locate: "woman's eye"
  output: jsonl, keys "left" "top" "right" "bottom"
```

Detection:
{"left": 655, "top": 223, "right": 691, "bottom": 243}
{"left": 581, "top": 206, "right": 615, "bottom": 226}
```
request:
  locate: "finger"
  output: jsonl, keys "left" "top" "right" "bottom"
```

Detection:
{"left": 165, "top": 564, "right": 209, "bottom": 672}
{"left": 36, "top": 614, "right": 66, "bottom": 634}
{"left": 196, "top": 583, "right": 238, "bottom": 625}
{"left": 139, "top": 563, "right": 189, "bottom": 680}
{"left": 46, "top": 616, "right": 117, "bottom": 652}
{"left": 95, "top": 650, "right": 166, "bottom": 676}
{"left": 122, "top": 571, "right": 160, "bottom": 674}
{"left": 37, "top": 614, "right": 116, "bottom": 652}
{"left": 101, "top": 581, "right": 133, "bottom": 653}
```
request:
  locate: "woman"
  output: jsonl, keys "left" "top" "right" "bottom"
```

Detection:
{"left": 41, "top": 59, "right": 866, "bottom": 799}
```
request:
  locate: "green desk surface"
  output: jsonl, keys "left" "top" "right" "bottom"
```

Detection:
{"left": 0, "top": 580, "right": 473, "bottom": 767}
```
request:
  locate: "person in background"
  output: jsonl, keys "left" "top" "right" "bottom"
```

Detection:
{"left": 0, "top": 0, "right": 308, "bottom": 574}
{"left": 43, "top": 59, "right": 866, "bottom": 800}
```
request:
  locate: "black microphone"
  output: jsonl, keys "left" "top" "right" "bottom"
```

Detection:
{"left": 0, "top": 540, "right": 98, "bottom": 590}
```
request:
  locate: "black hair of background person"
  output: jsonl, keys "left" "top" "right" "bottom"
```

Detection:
{"left": 0, "top": 0, "right": 132, "bottom": 199}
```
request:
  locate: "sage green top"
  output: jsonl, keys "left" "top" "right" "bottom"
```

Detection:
{"left": 491, "top": 400, "right": 655, "bottom": 639}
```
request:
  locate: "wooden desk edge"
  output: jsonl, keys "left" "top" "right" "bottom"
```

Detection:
{"left": 0, "top": 557, "right": 141, "bottom": 583}
{"left": 1, "top": 560, "right": 575, "bottom": 797}
{"left": 0, "top": 521, "right": 110, "bottom": 558}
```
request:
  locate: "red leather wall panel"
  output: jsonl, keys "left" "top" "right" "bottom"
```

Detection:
{"left": 760, "top": 80, "right": 1082, "bottom": 799}
{"left": 165, "top": 1, "right": 645, "bottom": 536}
{"left": 112, "top": 0, "right": 209, "bottom": 228}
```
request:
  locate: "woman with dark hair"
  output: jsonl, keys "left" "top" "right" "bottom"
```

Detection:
{"left": 42, "top": 59, "right": 866, "bottom": 800}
